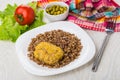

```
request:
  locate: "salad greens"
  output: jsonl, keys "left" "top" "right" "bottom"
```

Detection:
{"left": 0, "top": 2, "right": 45, "bottom": 42}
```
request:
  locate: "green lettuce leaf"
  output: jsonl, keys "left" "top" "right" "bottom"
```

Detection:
{"left": 28, "top": 10, "right": 46, "bottom": 30}
{"left": 0, "top": 15, "right": 28, "bottom": 42}
{"left": 3, "top": 4, "right": 17, "bottom": 15}
{"left": 0, "top": 26, "right": 10, "bottom": 40}
{"left": 28, "top": 2, "right": 37, "bottom": 12}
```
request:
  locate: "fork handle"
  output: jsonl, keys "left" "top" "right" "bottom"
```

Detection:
{"left": 92, "top": 34, "right": 111, "bottom": 72}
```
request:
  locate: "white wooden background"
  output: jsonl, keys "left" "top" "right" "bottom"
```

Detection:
{"left": 0, "top": 0, "right": 120, "bottom": 80}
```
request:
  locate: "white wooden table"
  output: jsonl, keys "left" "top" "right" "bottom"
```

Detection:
{"left": 0, "top": 0, "right": 120, "bottom": 80}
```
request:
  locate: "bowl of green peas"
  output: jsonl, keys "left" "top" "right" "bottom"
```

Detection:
{"left": 45, "top": 2, "right": 69, "bottom": 22}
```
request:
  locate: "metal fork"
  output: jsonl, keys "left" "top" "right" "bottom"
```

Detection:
{"left": 92, "top": 15, "right": 117, "bottom": 72}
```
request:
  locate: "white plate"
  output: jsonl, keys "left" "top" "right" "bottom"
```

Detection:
{"left": 15, "top": 21, "right": 96, "bottom": 76}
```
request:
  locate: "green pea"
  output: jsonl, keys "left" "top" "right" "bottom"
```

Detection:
{"left": 57, "top": 11, "right": 61, "bottom": 14}
{"left": 60, "top": 7, "right": 64, "bottom": 11}
{"left": 54, "top": 12, "right": 58, "bottom": 15}
{"left": 53, "top": 5, "right": 56, "bottom": 8}
{"left": 55, "top": 7, "right": 59, "bottom": 11}
{"left": 50, "top": 11, "right": 54, "bottom": 15}
{"left": 61, "top": 11, "right": 64, "bottom": 14}
{"left": 56, "top": 5, "right": 59, "bottom": 8}
{"left": 46, "top": 11, "right": 49, "bottom": 14}
{"left": 48, "top": 7, "right": 51, "bottom": 11}
{"left": 46, "top": 8, "right": 49, "bottom": 12}
{"left": 57, "top": 6, "right": 60, "bottom": 10}
{"left": 64, "top": 7, "right": 67, "bottom": 11}
{"left": 52, "top": 8, "right": 55, "bottom": 12}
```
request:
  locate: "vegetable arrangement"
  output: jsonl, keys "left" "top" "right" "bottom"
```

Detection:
{"left": 0, "top": 2, "right": 45, "bottom": 42}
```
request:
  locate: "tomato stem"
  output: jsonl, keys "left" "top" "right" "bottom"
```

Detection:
{"left": 17, "top": 14, "right": 24, "bottom": 22}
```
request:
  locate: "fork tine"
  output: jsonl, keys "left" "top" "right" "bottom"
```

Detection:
{"left": 112, "top": 17, "right": 117, "bottom": 30}
{"left": 106, "top": 17, "right": 117, "bottom": 30}
{"left": 106, "top": 18, "right": 112, "bottom": 29}
{"left": 112, "top": 9, "right": 118, "bottom": 30}
{"left": 105, "top": 8, "right": 118, "bottom": 31}
{"left": 110, "top": 18, "right": 113, "bottom": 29}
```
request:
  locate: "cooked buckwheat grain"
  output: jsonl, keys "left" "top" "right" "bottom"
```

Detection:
{"left": 28, "top": 29, "right": 82, "bottom": 68}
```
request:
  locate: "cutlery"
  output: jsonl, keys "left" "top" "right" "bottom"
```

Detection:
{"left": 92, "top": 11, "right": 118, "bottom": 72}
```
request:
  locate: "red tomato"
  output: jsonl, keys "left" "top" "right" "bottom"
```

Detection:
{"left": 14, "top": 5, "right": 35, "bottom": 25}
